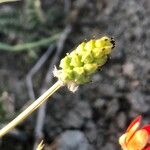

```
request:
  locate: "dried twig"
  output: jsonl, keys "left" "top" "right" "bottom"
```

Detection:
{"left": 26, "top": 45, "right": 55, "bottom": 100}
{"left": 64, "top": 0, "right": 71, "bottom": 13}
{"left": 0, "top": 0, "right": 20, "bottom": 3}
{"left": 36, "top": 140, "right": 44, "bottom": 150}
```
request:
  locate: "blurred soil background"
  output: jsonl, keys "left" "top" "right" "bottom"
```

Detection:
{"left": 0, "top": 0, "right": 150, "bottom": 150}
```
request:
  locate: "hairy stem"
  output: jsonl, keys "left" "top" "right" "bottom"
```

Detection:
{"left": 0, "top": 80, "right": 63, "bottom": 138}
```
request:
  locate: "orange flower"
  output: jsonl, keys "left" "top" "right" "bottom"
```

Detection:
{"left": 119, "top": 115, "right": 150, "bottom": 150}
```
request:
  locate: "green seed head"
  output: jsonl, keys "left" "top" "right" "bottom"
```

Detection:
{"left": 53, "top": 36, "right": 115, "bottom": 91}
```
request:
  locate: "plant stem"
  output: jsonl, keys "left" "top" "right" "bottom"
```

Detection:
{"left": 0, "top": 80, "right": 63, "bottom": 138}
{"left": 0, "top": 0, "right": 20, "bottom": 3}
{"left": 0, "top": 33, "right": 60, "bottom": 52}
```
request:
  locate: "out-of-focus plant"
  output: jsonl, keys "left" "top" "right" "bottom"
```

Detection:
{"left": 25, "top": 0, "right": 44, "bottom": 29}
{"left": 0, "top": 33, "right": 60, "bottom": 52}
{"left": 0, "top": 36, "right": 115, "bottom": 138}
{"left": 0, "top": 0, "right": 64, "bottom": 53}
{"left": 119, "top": 115, "right": 150, "bottom": 150}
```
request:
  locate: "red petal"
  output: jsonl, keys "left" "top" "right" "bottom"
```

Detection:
{"left": 144, "top": 146, "right": 150, "bottom": 150}
{"left": 127, "top": 115, "right": 142, "bottom": 132}
{"left": 142, "top": 125, "right": 150, "bottom": 134}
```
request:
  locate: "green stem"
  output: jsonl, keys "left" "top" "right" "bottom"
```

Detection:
{"left": 0, "top": 33, "right": 60, "bottom": 52}
{"left": 0, "top": 80, "right": 63, "bottom": 138}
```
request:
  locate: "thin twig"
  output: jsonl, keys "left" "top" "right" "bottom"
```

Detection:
{"left": 33, "top": 25, "right": 72, "bottom": 150}
{"left": 64, "top": 0, "right": 71, "bottom": 13}
{"left": 26, "top": 45, "right": 55, "bottom": 100}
